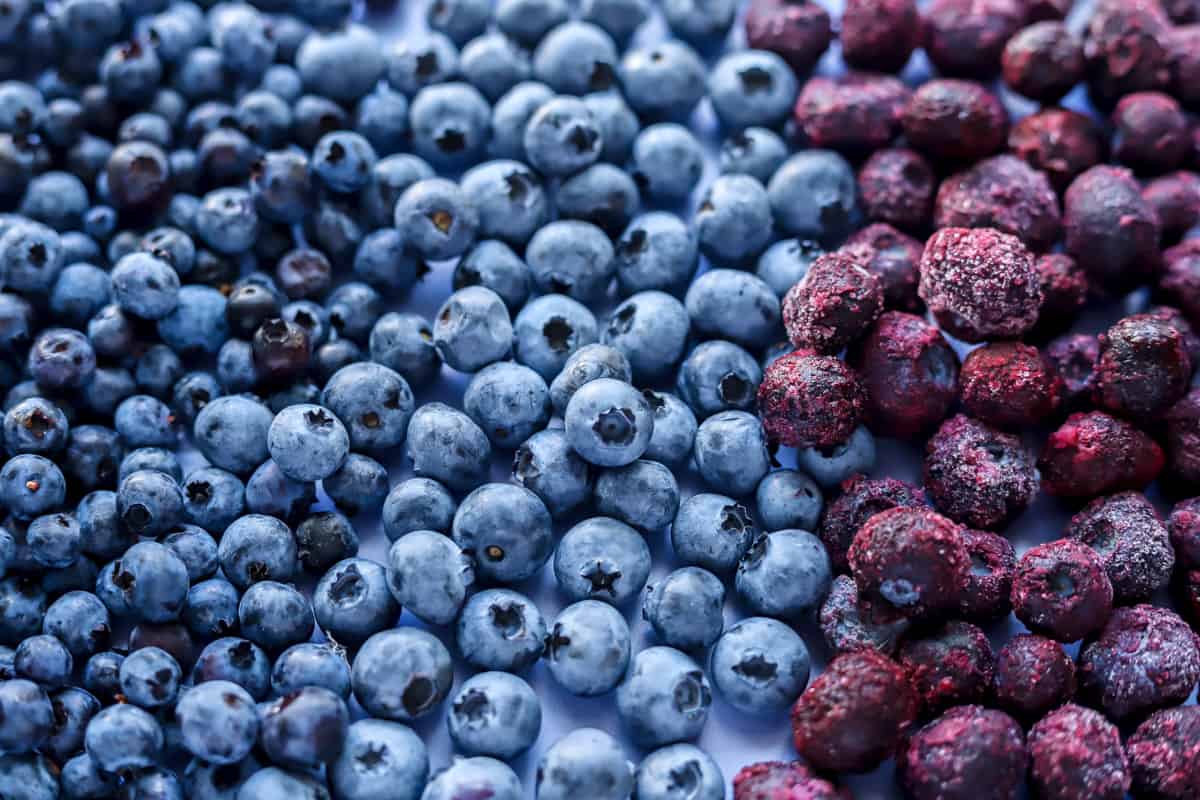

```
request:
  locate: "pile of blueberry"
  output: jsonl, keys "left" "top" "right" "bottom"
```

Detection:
{"left": 3, "top": 0, "right": 1200, "bottom": 796}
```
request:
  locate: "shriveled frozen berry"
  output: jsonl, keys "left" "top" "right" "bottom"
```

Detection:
{"left": 994, "top": 634, "right": 1076, "bottom": 722}
{"left": 1161, "top": 240, "right": 1200, "bottom": 326}
{"left": 1127, "top": 706, "right": 1200, "bottom": 800}
{"left": 924, "top": 414, "right": 1037, "bottom": 530}
{"left": 1012, "top": 538, "right": 1114, "bottom": 643}
{"left": 1044, "top": 334, "right": 1100, "bottom": 408}
{"left": 899, "top": 705, "right": 1026, "bottom": 800}
{"left": 818, "top": 473, "right": 926, "bottom": 573}
{"left": 818, "top": 574, "right": 910, "bottom": 657}
{"left": 934, "top": 155, "right": 1061, "bottom": 251}
{"left": 792, "top": 74, "right": 909, "bottom": 154}
{"left": 1168, "top": 24, "right": 1200, "bottom": 107}
{"left": 902, "top": 80, "right": 1007, "bottom": 162}
{"left": 840, "top": 0, "right": 919, "bottom": 73}
{"left": 1169, "top": 497, "right": 1200, "bottom": 568}
{"left": 1066, "top": 491, "right": 1174, "bottom": 602}
{"left": 1144, "top": 172, "right": 1200, "bottom": 240}
{"left": 1112, "top": 92, "right": 1190, "bottom": 174}
{"left": 1039, "top": 411, "right": 1164, "bottom": 498}
{"left": 1027, "top": 704, "right": 1130, "bottom": 800}
{"left": 838, "top": 224, "right": 923, "bottom": 313}
{"left": 1008, "top": 109, "right": 1105, "bottom": 192}
{"left": 959, "top": 342, "right": 1061, "bottom": 429}
{"left": 1064, "top": 166, "right": 1162, "bottom": 294}
{"left": 1002, "top": 21, "right": 1085, "bottom": 102}
{"left": 1084, "top": 0, "right": 1173, "bottom": 104}
{"left": 732, "top": 761, "right": 846, "bottom": 800}
{"left": 1033, "top": 255, "right": 1090, "bottom": 339}
{"left": 959, "top": 528, "right": 1015, "bottom": 621}
{"left": 897, "top": 620, "right": 995, "bottom": 714}
{"left": 743, "top": 0, "right": 832, "bottom": 74}
{"left": 856, "top": 148, "right": 935, "bottom": 232}
{"left": 923, "top": 0, "right": 1025, "bottom": 78}
{"left": 781, "top": 252, "right": 883, "bottom": 354}
{"left": 756, "top": 349, "right": 864, "bottom": 449}
{"left": 1093, "top": 313, "right": 1192, "bottom": 421}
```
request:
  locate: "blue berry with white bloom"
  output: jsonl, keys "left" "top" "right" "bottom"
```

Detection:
{"left": 352, "top": 628, "right": 454, "bottom": 722}
{"left": 756, "top": 469, "right": 824, "bottom": 532}
{"left": 671, "top": 493, "right": 758, "bottom": 575}
{"left": 710, "top": 617, "right": 811, "bottom": 714}
{"left": 386, "top": 531, "right": 474, "bottom": 626}
{"left": 526, "top": 220, "right": 615, "bottom": 304}
{"left": 266, "top": 404, "right": 349, "bottom": 483}
{"left": 798, "top": 425, "right": 877, "bottom": 489}
{"left": 382, "top": 478, "right": 456, "bottom": 541}
{"left": 272, "top": 643, "right": 351, "bottom": 699}
{"left": 564, "top": 378, "right": 654, "bottom": 468}
{"left": 512, "top": 429, "right": 592, "bottom": 518}
{"left": 456, "top": 588, "right": 547, "bottom": 672}
{"left": 635, "top": 744, "right": 725, "bottom": 800}
{"left": 602, "top": 292, "right": 690, "bottom": 384}
{"left": 447, "top": 671, "right": 541, "bottom": 760}
{"left": 463, "top": 361, "right": 551, "bottom": 448}
{"left": 433, "top": 286, "right": 512, "bottom": 374}
{"left": 708, "top": 50, "right": 798, "bottom": 129}
{"left": 693, "top": 411, "right": 772, "bottom": 496}
{"left": 544, "top": 600, "right": 630, "bottom": 696}
{"left": 537, "top": 727, "right": 633, "bottom": 800}
{"left": 330, "top": 719, "right": 428, "bottom": 800}
{"left": 313, "top": 558, "right": 398, "bottom": 650}
{"left": 424, "top": 757, "right": 522, "bottom": 800}
{"left": 616, "top": 646, "right": 711, "bottom": 748}
{"left": 642, "top": 566, "right": 725, "bottom": 651}
{"left": 735, "top": 529, "right": 833, "bottom": 619}
{"left": 555, "top": 517, "right": 651, "bottom": 605}
{"left": 452, "top": 482, "right": 552, "bottom": 583}
{"left": 677, "top": 340, "right": 763, "bottom": 419}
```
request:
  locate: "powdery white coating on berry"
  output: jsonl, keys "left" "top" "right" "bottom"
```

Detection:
{"left": 1027, "top": 704, "right": 1130, "bottom": 800}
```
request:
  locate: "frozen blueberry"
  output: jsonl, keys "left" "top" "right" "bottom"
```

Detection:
{"left": 386, "top": 531, "right": 474, "bottom": 626}
{"left": 710, "top": 617, "right": 810, "bottom": 714}
{"left": 544, "top": 599, "right": 631, "bottom": 696}
{"left": 642, "top": 566, "right": 725, "bottom": 651}
{"left": 352, "top": 628, "right": 453, "bottom": 722}
{"left": 564, "top": 378, "right": 654, "bottom": 467}
{"left": 452, "top": 483, "right": 553, "bottom": 583}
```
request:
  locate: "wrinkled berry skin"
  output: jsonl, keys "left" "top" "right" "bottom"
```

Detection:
{"left": 902, "top": 80, "right": 1007, "bottom": 162}
{"left": 1066, "top": 492, "right": 1174, "bottom": 602}
{"left": 850, "top": 312, "right": 959, "bottom": 438}
{"left": 841, "top": 0, "right": 919, "bottom": 73}
{"left": 732, "top": 761, "right": 846, "bottom": 800}
{"left": 935, "top": 155, "right": 1061, "bottom": 252}
{"left": 819, "top": 574, "right": 910, "bottom": 656}
{"left": 959, "top": 342, "right": 1061, "bottom": 429}
{"left": 994, "top": 634, "right": 1077, "bottom": 723}
{"left": 1094, "top": 314, "right": 1192, "bottom": 422}
{"left": 918, "top": 227, "right": 1041, "bottom": 343}
{"left": 1034, "top": 255, "right": 1090, "bottom": 339}
{"left": 1039, "top": 411, "right": 1164, "bottom": 498}
{"left": 818, "top": 473, "right": 926, "bottom": 573}
{"left": 1003, "top": 21, "right": 1085, "bottom": 102}
{"left": 959, "top": 528, "right": 1015, "bottom": 621}
{"left": 1078, "top": 604, "right": 1200, "bottom": 723}
{"left": 743, "top": 0, "right": 832, "bottom": 74}
{"left": 1064, "top": 166, "right": 1161, "bottom": 295}
{"left": 897, "top": 621, "right": 995, "bottom": 714}
{"left": 1045, "top": 334, "right": 1101, "bottom": 408}
{"left": 790, "top": 649, "right": 918, "bottom": 774}
{"left": 1169, "top": 497, "right": 1200, "bottom": 568}
{"left": 756, "top": 350, "right": 864, "bottom": 449}
{"left": 1127, "top": 706, "right": 1200, "bottom": 799}
{"left": 848, "top": 506, "right": 969, "bottom": 619}
{"left": 1028, "top": 704, "right": 1131, "bottom": 800}
{"left": 900, "top": 705, "right": 1026, "bottom": 800}
{"left": 1012, "top": 539, "right": 1114, "bottom": 643}
{"left": 1009, "top": 109, "right": 1105, "bottom": 192}
{"left": 792, "top": 74, "right": 909, "bottom": 154}
{"left": 1084, "top": 0, "right": 1172, "bottom": 105}
{"left": 838, "top": 224, "right": 923, "bottom": 313}
{"left": 924, "top": 414, "right": 1037, "bottom": 531}
{"left": 782, "top": 252, "right": 883, "bottom": 354}
{"left": 1112, "top": 92, "right": 1190, "bottom": 174}
{"left": 923, "top": 0, "right": 1025, "bottom": 78}
{"left": 856, "top": 148, "right": 935, "bottom": 232}
{"left": 1165, "top": 389, "right": 1200, "bottom": 485}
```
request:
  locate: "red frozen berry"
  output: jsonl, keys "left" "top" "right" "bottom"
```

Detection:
{"left": 897, "top": 620, "right": 995, "bottom": 714}
{"left": 744, "top": 0, "right": 832, "bottom": 74}
{"left": 817, "top": 472, "right": 927, "bottom": 573}
{"left": 1083, "top": 0, "right": 1173, "bottom": 105}
{"left": 856, "top": 148, "right": 936, "bottom": 232}
{"left": 1066, "top": 491, "right": 1174, "bottom": 602}
{"left": 959, "top": 342, "right": 1061, "bottom": 429}
{"left": 840, "top": 0, "right": 920, "bottom": 73}
{"left": 838, "top": 223, "right": 924, "bottom": 313}
{"left": 922, "top": 0, "right": 1026, "bottom": 78}
{"left": 818, "top": 573, "right": 911, "bottom": 657}
{"left": 782, "top": 252, "right": 883, "bottom": 355}
{"left": 899, "top": 705, "right": 1026, "bottom": 800}
{"left": 1064, "top": 165, "right": 1162, "bottom": 294}
{"left": 1111, "top": 92, "right": 1190, "bottom": 174}
{"left": 1043, "top": 333, "right": 1100, "bottom": 408}
{"left": 994, "top": 634, "right": 1077, "bottom": 723}
{"left": 1127, "top": 706, "right": 1200, "bottom": 800}
{"left": 924, "top": 414, "right": 1038, "bottom": 530}
{"left": 902, "top": 79, "right": 1008, "bottom": 162}
{"left": 792, "top": 73, "right": 909, "bottom": 154}
{"left": 1008, "top": 109, "right": 1105, "bottom": 193}
{"left": 1039, "top": 410, "right": 1164, "bottom": 498}
{"left": 959, "top": 528, "right": 1015, "bottom": 621}
{"left": 1011, "top": 538, "right": 1114, "bottom": 643}
{"left": 1027, "top": 704, "right": 1131, "bottom": 800}
{"left": 1002, "top": 21, "right": 1085, "bottom": 103}
{"left": 757, "top": 349, "right": 865, "bottom": 449}
{"left": 1143, "top": 171, "right": 1200, "bottom": 240}
{"left": 933, "top": 154, "right": 1062, "bottom": 252}
{"left": 1093, "top": 313, "right": 1192, "bottom": 422}
{"left": 1168, "top": 496, "right": 1200, "bottom": 568}
{"left": 732, "top": 760, "right": 847, "bottom": 800}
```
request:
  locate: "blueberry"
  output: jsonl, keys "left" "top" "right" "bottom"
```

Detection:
{"left": 710, "top": 617, "right": 811, "bottom": 714}
{"left": 768, "top": 150, "right": 861, "bottom": 245}
{"left": 192, "top": 395, "right": 273, "bottom": 476}
{"left": 544, "top": 600, "right": 630, "bottom": 696}
{"left": 533, "top": 22, "right": 619, "bottom": 95}
{"left": 564, "top": 378, "right": 654, "bottom": 467}
{"left": 537, "top": 728, "right": 633, "bottom": 800}
{"left": 181, "top": 467, "right": 244, "bottom": 535}
{"left": 43, "top": 590, "right": 110, "bottom": 659}
{"left": 114, "top": 395, "right": 176, "bottom": 449}
{"left": 294, "top": 24, "right": 385, "bottom": 104}
{"left": 617, "top": 646, "right": 711, "bottom": 747}
{"left": 595, "top": 460, "right": 681, "bottom": 532}
{"left": 216, "top": 340, "right": 256, "bottom": 394}
{"left": 756, "top": 469, "right": 824, "bottom": 532}
{"left": 382, "top": 478, "right": 456, "bottom": 541}
{"left": 0, "top": 753, "right": 58, "bottom": 800}
{"left": 351, "top": 628, "right": 453, "bottom": 722}
{"left": 0, "top": 678, "right": 52, "bottom": 752}
{"left": 460, "top": 161, "right": 549, "bottom": 247}
{"left": 26, "top": 512, "right": 81, "bottom": 569}
{"left": 83, "top": 369, "right": 137, "bottom": 419}
{"left": 603, "top": 292, "right": 691, "bottom": 384}
{"left": 4, "top": 398, "right": 68, "bottom": 456}
{"left": 183, "top": 578, "right": 239, "bottom": 641}
{"left": 272, "top": 643, "right": 351, "bottom": 699}
{"left": 49, "top": 264, "right": 112, "bottom": 328}
{"left": 455, "top": 588, "right": 547, "bottom": 672}
{"left": 756, "top": 238, "right": 825, "bottom": 297}
{"left": 387, "top": 32, "right": 460, "bottom": 96}
{"left": 432, "top": 287, "right": 512, "bottom": 374}
{"left": 84, "top": 703, "right": 162, "bottom": 773}
{"left": 291, "top": 513, "right": 356, "bottom": 575}
{"left": 353, "top": 229, "right": 422, "bottom": 295}
{"left": 266, "top": 404, "right": 349, "bottom": 483}
{"left": 621, "top": 42, "right": 706, "bottom": 121}
{"left": 329, "top": 719, "right": 428, "bottom": 800}
{"left": 695, "top": 174, "right": 775, "bottom": 267}
{"left": 512, "top": 429, "right": 592, "bottom": 518}
{"left": 77, "top": 490, "right": 129, "bottom": 561}
{"left": 81, "top": 651, "right": 124, "bottom": 705}
{"left": 736, "top": 530, "right": 833, "bottom": 619}
{"left": 106, "top": 541, "right": 188, "bottom": 623}
{"left": 405, "top": 403, "right": 492, "bottom": 492}
{"left": 325, "top": 283, "right": 383, "bottom": 346}
{"left": 629, "top": 123, "right": 704, "bottom": 203}
{"left": 118, "top": 645, "right": 180, "bottom": 708}
{"left": 463, "top": 361, "right": 551, "bottom": 448}
{"left": 386, "top": 531, "right": 474, "bottom": 626}
{"left": 526, "top": 220, "right": 615, "bottom": 303}
{"left": 16, "top": 633, "right": 70, "bottom": 691}
{"left": 323, "top": 455, "right": 389, "bottom": 518}
{"left": 693, "top": 411, "right": 772, "bottom": 496}
{"left": 634, "top": 744, "right": 725, "bottom": 800}
{"left": 523, "top": 96, "right": 603, "bottom": 178}
{"left": 369, "top": 312, "right": 441, "bottom": 387}
{"left": 460, "top": 33, "right": 531, "bottom": 101}
{"left": 312, "top": 558, "right": 398, "bottom": 650}
{"left": 685, "top": 269, "right": 782, "bottom": 351}
{"left": 452, "top": 482, "right": 553, "bottom": 583}
{"left": 428, "top": 0, "right": 490, "bottom": 44}
{"left": 312, "top": 131, "right": 377, "bottom": 196}
{"left": 61, "top": 753, "right": 116, "bottom": 800}
{"left": 217, "top": 514, "right": 297, "bottom": 589}
{"left": 512, "top": 293, "right": 598, "bottom": 380}
{"left": 677, "top": 340, "right": 763, "bottom": 419}
{"left": 117, "top": 468, "right": 183, "bottom": 537}
{"left": 28, "top": 328, "right": 95, "bottom": 391}
{"left": 238, "top": 580, "right": 314, "bottom": 654}
{"left": 260, "top": 685, "right": 348, "bottom": 770}
{"left": 708, "top": 49, "right": 798, "bottom": 129}
{"left": 614, "top": 212, "right": 698, "bottom": 296}
{"left": 554, "top": 516, "right": 651, "bottom": 605}
{"left": 0, "top": 221, "right": 63, "bottom": 297}
{"left": 642, "top": 566, "right": 726, "bottom": 651}
{"left": 408, "top": 82, "right": 490, "bottom": 169}
{"left": 236, "top": 90, "right": 293, "bottom": 149}
{"left": 40, "top": 686, "right": 98, "bottom": 763}
{"left": 235, "top": 767, "right": 329, "bottom": 799}
{"left": 672, "top": 493, "right": 758, "bottom": 575}
{"left": 447, "top": 671, "right": 541, "bottom": 760}
{"left": 489, "top": 82, "right": 555, "bottom": 162}
{"left": 496, "top": 0, "right": 569, "bottom": 46}
{"left": 549, "top": 344, "right": 631, "bottom": 416}
{"left": 798, "top": 425, "right": 877, "bottom": 489}
{"left": 423, "top": 757, "right": 522, "bottom": 800}
{"left": 641, "top": 390, "right": 698, "bottom": 466}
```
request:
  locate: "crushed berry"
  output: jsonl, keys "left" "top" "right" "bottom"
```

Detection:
{"left": 1039, "top": 411, "right": 1164, "bottom": 498}
{"left": 959, "top": 528, "right": 1015, "bottom": 621}
{"left": 1027, "top": 704, "right": 1131, "bottom": 800}
{"left": 792, "top": 74, "right": 910, "bottom": 154}
{"left": 899, "top": 705, "right": 1026, "bottom": 800}
{"left": 1002, "top": 21, "right": 1085, "bottom": 103}
{"left": 790, "top": 649, "right": 918, "bottom": 774}
{"left": 922, "top": 0, "right": 1026, "bottom": 78}
{"left": 1078, "top": 604, "right": 1200, "bottom": 722}
{"left": 840, "top": 0, "right": 920, "bottom": 73}
{"left": 856, "top": 148, "right": 936, "bottom": 233}
{"left": 818, "top": 473, "right": 927, "bottom": 573}
{"left": 1044, "top": 334, "right": 1100, "bottom": 408}
{"left": 933, "top": 155, "right": 1062, "bottom": 252}
{"left": 1166, "top": 389, "right": 1200, "bottom": 487}
{"left": 1160, "top": 240, "right": 1200, "bottom": 326}
{"left": 1032, "top": 255, "right": 1090, "bottom": 340}
{"left": 959, "top": 342, "right": 1062, "bottom": 429}
{"left": 1111, "top": 92, "right": 1191, "bottom": 174}
{"left": 1093, "top": 313, "right": 1192, "bottom": 422}
{"left": 917, "top": 227, "right": 1042, "bottom": 343}
{"left": 732, "top": 761, "right": 847, "bottom": 800}
{"left": 1066, "top": 491, "right": 1174, "bottom": 602}
{"left": 1008, "top": 109, "right": 1105, "bottom": 193}
{"left": 901, "top": 79, "right": 1008, "bottom": 162}
{"left": 819, "top": 574, "right": 910, "bottom": 657}
{"left": 1169, "top": 496, "right": 1200, "bottom": 568}
{"left": 743, "top": 0, "right": 833, "bottom": 74}
{"left": 1127, "top": 706, "right": 1200, "bottom": 800}
{"left": 1143, "top": 172, "right": 1200, "bottom": 240}
{"left": 1083, "top": 0, "right": 1173, "bottom": 105}
{"left": 757, "top": 349, "right": 865, "bottom": 449}
{"left": 782, "top": 252, "right": 884, "bottom": 354}
{"left": 848, "top": 505, "right": 969, "bottom": 619}
{"left": 838, "top": 224, "right": 924, "bottom": 313}
{"left": 897, "top": 620, "right": 995, "bottom": 714}
{"left": 924, "top": 414, "right": 1038, "bottom": 530}
{"left": 994, "top": 634, "right": 1076, "bottom": 723}
{"left": 1011, "top": 538, "right": 1114, "bottom": 643}
{"left": 849, "top": 311, "right": 959, "bottom": 438}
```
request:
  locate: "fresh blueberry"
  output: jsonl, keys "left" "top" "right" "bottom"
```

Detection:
{"left": 489, "top": 82, "right": 555, "bottom": 162}
{"left": 523, "top": 96, "right": 603, "bottom": 178}
{"left": 80, "top": 651, "right": 123, "bottom": 706}
{"left": 579, "top": 0, "right": 648, "bottom": 43}
{"left": 634, "top": 744, "right": 725, "bottom": 800}
{"left": 408, "top": 82, "right": 491, "bottom": 169}
{"left": 708, "top": 50, "right": 798, "bottom": 129}
{"left": 549, "top": 344, "right": 631, "bottom": 416}
{"left": 322, "top": 363, "right": 414, "bottom": 453}
{"left": 76, "top": 490, "right": 130, "bottom": 561}
{"left": 564, "top": 378, "right": 654, "bottom": 467}
{"left": 463, "top": 362, "right": 551, "bottom": 448}
{"left": 217, "top": 514, "right": 297, "bottom": 590}
{"left": 695, "top": 174, "right": 775, "bottom": 266}
{"left": 641, "top": 390, "right": 698, "bottom": 466}
{"left": 614, "top": 212, "right": 698, "bottom": 296}
{"left": 617, "top": 646, "right": 711, "bottom": 747}
{"left": 351, "top": 628, "right": 454, "bottom": 722}
{"left": 266, "top": 404, "right": 349, "bottom": 483}
{"left": 260, "top": 685, "right": 348, "bottom": 770}
{"left": 382, "top": 477, "right": 457, "bottom": 541}
{"left": 0, "top": 678, "right": 52, "bottom": 753}
{"left": 43, "top": 590, "right": 110, "bottom": 659}
{"left": 118, "top": 645, "right": 180, "bottom": 708}
{"left": 544, "top": 600, "right": 630, "bottom": 696}
{"left": 594, "top": 460, "right": 680, "bottom": 532}
{"left": 14, "top": 634, "right": 72, "bottom": 688}
{"left": 272, "top": 643, "right": 351, "bottom": 699}
{"left": 0, "top": 221, "right": 64, "bottom": 296}
{"left": 181, "top": 467, "right": 244, "bottom": 535}
{"left": 369, "top": 312, "right": 442, "bottom": 386}
{"left": 496, "top": 0, "right": 569, "bottom": 46}
{"left": 526, "top": 220, "right": 615, "bottom": 304}
{"left": 642, "top": 566, "right": 725, "bottom": 651}
{"left": 292, "top": 513, "right": 357, "bottom": 575}
{"left": 118, "top": 447, "right": 181, "bottom": 483}
{"left": 323, "top": 455, "right": 389, "bottom": 517}
{"left": 512, "top": 293, "right": 598, "bottom": 380}
{"left": 61, "top": 753, "right": 116, "bottom": 800}
{"left": 23, "top": 512, "right": 79, "bottom": 569}
{"left": 672, "top": 493, "right": 758, "bottom": 575}
{"left": 756, "top": 238, "right": 825, "bottom": 297}
{"left": 312, "top": 558, "right": 398, "bottom": 650}
{"left": 797, "top": 425, "right": 877, "bottom": 489}
{"left": 432, "top": 286, "right": 512, "bottom": 374}
{"left": 4, "top": 398, "right": 68, "bottom": 456}
{"left": 532, "top": 22, "right": 619, "bottom": 95}
{"left": 460, "top": 33, "right": 531, "bottom": 101}
{"left": 620, "top": 42, "right": 706, "bottom": 121}
{"left": 461, "top": 160, "right": 549, "bottom": 248}
{"left": 294, "top": 24, "right": 385, "bottom": 103}
{"left": 537, "top": 728, "right": 633, "bottom": 800}
{"left": 83, "top": 703, "right": 162, "bottom": 773}
{"left": 427, "top": 0, "right": 490, "bottom": 44}
{"left": 629, "top": 123, "right": 704, "bottom": 204}
{"left": 685, "top": 269, "right": 781, "bottom": 350}
{"left": 40, "top": 686, "right": 98, "bottom": 764}
{"left": 555, "top": 517, "right": 651, "bottom": 605}
{"left": 677, "top": 340, "right": 762, "bottom": 419}
{"left": 114, "top": 395, "right": 176, "bottom": 449}
{"left": 0, "top": 753, "right": 59, "bottom": 800}
{"left": 29, "top": 328, "right": 95, "bottom": 391}
{"left": 238, "top": 581, "right": 314, "bottom": 654}
{"left": 330, "top": 719, "right": 428, "bottom": 800}
{"left": 235, "top": 766, "right": 329, "bottom": 799}
{"left": 353, "top": 229, "right": 422, "bottom": 294}
{"left": 452, "top": 483, "right": 553, "bottom": 583}
{"left": 756, "top": 469, "right": 823, "bottom": 532}
{"left": 448, "top": 670, "right": 541, "bottom": 760}
{"left": 602, "top": 292, "right": 690, "bottom": 383}
{"left": 325, "top": 282, "right": 383, "bottom": 345}
{"left": 313, "top": 131, "right": 377, "bottom": 195}
{"left": 183, "top": 578, "right": 239, "bottom": 641}
{"left": 693, "top": 411, "right": 772, "bottom": 496}
{"left": 454, "top": 241, "right": 532, "bottom": 312}
{"left": 192, "top": 395, "right": 273, "bottom": 476}
{"left": 107, "top": 541, "right": 188, "bottom": 623}
{"left": 735, "top": 530, "right": 833, "bottom": 619}
{"left": 49, "top": 264, "right": 112, "bottom": 328}
{"left": 424, "top": 757, "right": 522, "bottom": 800}
{"left": 386, "top": 531, "right": 474, "bottom": 626}
{"left": 455, "top": 588, "right": 547, "bottom": 672}
{"left": 767, "top": 150, "right": 861, "bottom": 245}
{"left": 710, "top": 617, "right": 811, "bottom": 714}
{"left": 117, "top": 468, "right": 183, "bottom": 537}
{"left": 512, "top": 429, "right": 592, "bottom": 518}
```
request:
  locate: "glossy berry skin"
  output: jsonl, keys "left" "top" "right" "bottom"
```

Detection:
{"left": 710, "top": 617, "right": 810, "bottom": 714}
{"left": 900, "top": 705, "right": 1027, "bottom": 800}
{"left": 736, "top": 529, "right": 832, "bottom": 620}
{"left": 176, "top": 680, "right": 258, "bottom": 766}
{"left": 1027, "top": 703, "right": 1130, "bottom": 800}
{"left": 260, "top": 685, "right": 348, "bottom": 770}
{"left": 84, "top": 703, "right": 162, "bottom": 773}
{"left": 312, "top": 558, "right": 397, "bottom": 650}
{"left": 0, "top": 678, "right": 53, "bottom": 753}
{"left": 544, "top": 600, "right": 630, "bottom": 696}
{"left": 271, "top": 643, "right": 351, "bottom": 699}
{"left": 117, "top": 645, "right": 180, "bottom": 708}
{"left": 555, "top": 517, "right": 650, "bottom": 606}
{"left": 238, "top": 581, "right": 315, "bottom": 654}
{"left": 382, "top": 478, "right": 456, "bottom": 541}
{"left": 447, "top": 671, "right": 541, "bottom": 760}
{"left": 322, "top": 362, "right": 414, "bottom": 453}
{"left": 456, "top": 588, "right": 547, "bottom": 672}
{"left": 386, "top": 531, "right": 474, "bottom": 626}
{"left": 1012, "top": 539, "right": 1113, "bottom": 643}
{"left": 352, "top": 628, "right": 453, "bottom": 722}
{"left": 217, "top": 514, "right": 297, "bottom": 590}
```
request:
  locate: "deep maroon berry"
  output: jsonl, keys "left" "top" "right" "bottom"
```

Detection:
{"left": 1039, "top": 411, "right": 1164, "bottom": 498}
{"left": 856, "top": 148, "right": 936, "bottom": 232}
{"left": 918, "top": 227, "right": 1041, "bottom": 344}
{"left": 276, "top": 249, "right": 333, "bottom": 301}
{"left": 1044, "top": 333, "right": 1100, "bottom": 408}
{"left": 1169, "top": 496, "right": 1200, "bottom": 568}
{"left": 897, "top": 620, "right": 995, "bottom": 714}
{"left": 1168, "top": 25, "right": 1200, "bottom": 108}
{"left": 901, "top": 80, "right": 1008, "bottom": 162}
{"left": 1127, "top": 706, "right": 1200, "bottom": 800}
{"left": 743, "top": 0, "right": 832, "bottom": 74}
{"left": 994, "top": 634, "right": 1076, "bottom": 723}
{"left": 817, "top": 473, "right": 927, "bottom": 573}
{"left": 1002, "top": 21, "right": 1085, "bottom": 102}
{"left": 757, "top": 349, "right": 864, "bottom": 449}
{"left": 1027, "top": 704, "right": 1131, "bottom": 800}
{"left": 1011, "top": 538, "right": 1114, "bottom": 643}
{"left": 1078, "top": 604, "right": 1200, "bottom": 722}
{"left": 933, "top": 155, "right": 1062, "bottom": 252}
{"left": 850, "top": 311, "right": 959, "bottom": 438}
{"left": 818, "top": 574, "right": 910, "bottom": 657}
{"left": 899, "top": 705, "right": 1026, "bottom": 800}
{"left": 959, "top": 342, "right": 1061, "bottom": 429}
{"left": 838, "top": 224, "right": 923, "bottom": 313}
{"left": 848, "top": 505, "right": 969, "bottom": 619}
{"left": 1152, "top": 301, "right": 1200, "bottom": 370}
{"left": 959, "top": 528, "right": 1015, "bottom": 621}
{"left": 924, "top": 414, "right": 1037, "bottom": 530}
{"left": 840, "top": 0, "right": 920, "bottom": 73}
{"left": 1178, "top": 568, "right": 1200, "bottom": 626}
{"left": 790, "top": 649, "right": 918, "bottom": 774}
{"left": 781, "top": 252, "right": 884, "bottom": 354}
{"left": 106, "top": 141, "right": 172, "bottom": 218}
{"left": 1111, "top": 92, "right": 1190, "bottom": 174}
{"left": 922, "top": 0, "right": 1025, "bottom": 78}
{"left": 1160, "top": 240, "right": 1200, "bottom": 326}
{"left": 1093, "top": 313, "right": 1192, "bottom": 421}
{"left": 225, "top": 284, "right": 281, "bottom": 340}
{"left": 1144, "top": 172, "right": 1200, "bottom": 240}
{"left": 1033, "top": 254, "right": 1090, "bottom": 339}
{"left": 792, "top": 74, "right": 909, "bottom": 154}
{"left": 732, "top": 761, "right": 847, "bottom": 800}
{"left": 1084, "top": 0, "right": 1173, "bottom": 105}
{"left": 252, "top": 318, "right": 312, "bottom": 385}
{"left": 1066, "top": 491, "right": 1174, "bottom": 602}
{"left": 1008, "top": 109, "right": 1105, "bottom": 193}
{"left": 1167, "top": 389, "right": 1200, "bottom": 486}
{"left": 1164, "top": 0, "right": 1200, "bottom": 23}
